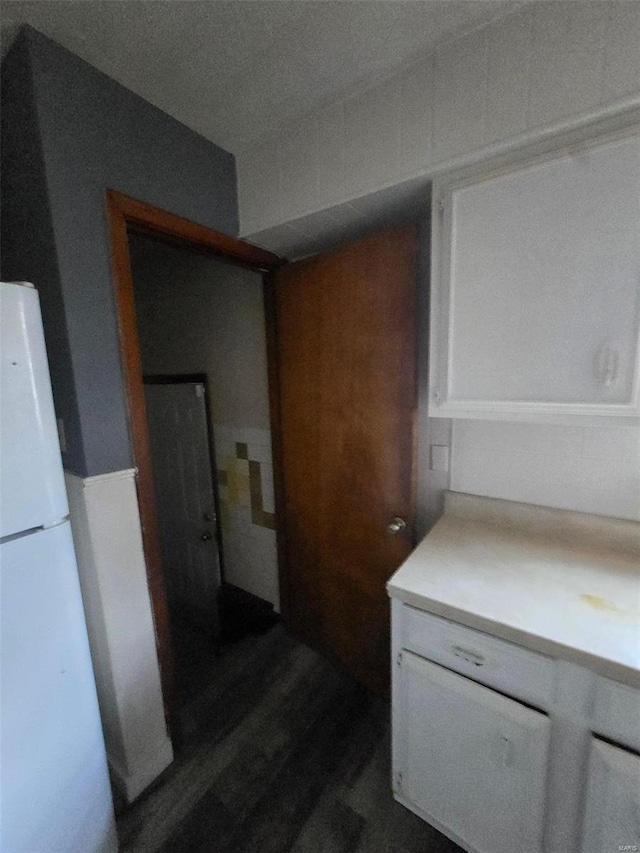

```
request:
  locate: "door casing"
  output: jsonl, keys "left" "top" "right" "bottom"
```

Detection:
{"left": 106, "top": 190, "right": 282, "bottom": 721}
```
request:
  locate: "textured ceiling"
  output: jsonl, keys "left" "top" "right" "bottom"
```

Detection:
{"left": 0, "top": 1, "right": 520, "bottom": 153}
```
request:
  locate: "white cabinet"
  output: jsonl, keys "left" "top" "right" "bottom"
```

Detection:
{"left": 398, "top": 652, "right": 550, "bottom": 853}
{"left": 591, "top": 676, "right": 640, "bottom": 753}
{"left": 429, "top": 128, "right": 640, "bottom": 423}
{"left": 401, "top": 605, "right": 556, "bottom": 707}
{"left": 391, "top": 599, "right": 640, "bottom": 853}
{"left": 581, "top": 739, "right": 640, "bottom": 853}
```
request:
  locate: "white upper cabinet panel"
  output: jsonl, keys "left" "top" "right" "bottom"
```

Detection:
{"left": 429, "top": 129, "right": 640, "bottom": 422}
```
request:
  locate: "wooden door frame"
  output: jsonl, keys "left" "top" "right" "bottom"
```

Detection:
{"left": 106, "top": 190, "right": 283, "bottom": 720}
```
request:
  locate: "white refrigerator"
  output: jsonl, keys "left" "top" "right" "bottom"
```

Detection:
{"left": 0, "top": 281, "right": 118, "bottom": 852}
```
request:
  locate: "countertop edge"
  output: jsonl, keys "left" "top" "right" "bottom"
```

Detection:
{"left": 387, "top": 584, "right": 640, "bottom": 690}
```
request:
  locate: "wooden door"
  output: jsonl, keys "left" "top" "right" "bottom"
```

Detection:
{"left": 144, "top": 381, "right": 221, "bottom": 635}
{"left": 274, "top": 226, "right": 418, "bottom": 694}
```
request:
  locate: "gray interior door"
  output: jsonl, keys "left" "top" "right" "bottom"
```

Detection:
{"left": 144, "top": 381, "right": 221, "bottom": 635}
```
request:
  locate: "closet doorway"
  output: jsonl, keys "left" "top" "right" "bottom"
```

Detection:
{"left": 127, "top": 228, "right": 281, "bottom": 714}
{"left": 108, "top": 191, "right": 282, "bottom": 723}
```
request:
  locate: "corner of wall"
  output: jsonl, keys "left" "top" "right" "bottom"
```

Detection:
{"left": 1, "top": 24, "right": 87, "bottom": 475}
{"left": 64, "top": 468, "right": 173, "bottom": 802}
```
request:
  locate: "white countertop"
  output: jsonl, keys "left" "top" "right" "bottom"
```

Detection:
{"left": 388, "top": 493, "right": 640, "bottom": 686}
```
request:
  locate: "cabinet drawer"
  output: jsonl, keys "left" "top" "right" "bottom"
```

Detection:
{"left": 401, "top": 605, "right": 555, "bottom": 707}
{"left": 591, "top": 676, "right": 640, "bottom": 751}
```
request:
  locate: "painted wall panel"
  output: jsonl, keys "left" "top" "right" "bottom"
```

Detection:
{"left": 603, "top": 2, "right": 640, "bottom": 102}
{"left": 0, "top": 39, "right": 84, "bottom": 467}
{"left": 484, "top": 7, "right": 532, "bottom": 144}
{"left": 432, "top": 28, "right": 488, "bottom": 163}
{"left": 316, "top": 102, "right": 347, "bottom": 208}
{"left": 527, "top": 2, "right": 608, "bottom": 129}
{"left": 236, "top": 2, "right": 640, "bottom": 527}
{"left": 237, "top": 3, "right": 640, "bottom": 237}
{"left": 345, "top": 77, "right": 403, "bottom": 193}
{"left": 450, "top": 421, "right": 640, "bottom": 522}
{"left": 1, "top": 27, "right": 238, "bottom": 476}
{"left": 400, "top": 57, "right": 434, "bottom": 175}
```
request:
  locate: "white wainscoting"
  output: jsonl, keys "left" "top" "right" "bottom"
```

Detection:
{"left": 65, "top": 468, "right": 173, "bottom": 803}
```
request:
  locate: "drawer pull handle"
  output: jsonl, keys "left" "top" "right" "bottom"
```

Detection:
{"left": 452, "top": 645, "right": 485, "bottom": 666}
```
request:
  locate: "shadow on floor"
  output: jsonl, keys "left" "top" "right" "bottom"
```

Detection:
{"left": 171, "top": 583, "right": 280, "bottom": 713}
{"left": 117, "top": 624, "right": 461, "bottom": 853}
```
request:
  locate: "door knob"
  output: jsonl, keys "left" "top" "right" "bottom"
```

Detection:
{"left": 387, "top": 517, "right": 407, "bottom": 535}
{"left": 200, "top": 532, "right": 212, "bottom": 541}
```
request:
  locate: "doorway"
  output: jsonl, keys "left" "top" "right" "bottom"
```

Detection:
{"left": 107, "top": 191, "right": 283, "bottom": 724}
{"left": 127, "top": 229, "right": 281, "bottom": 715}
{"left": 107, "top": 190, "right": 419, "bottom": 732}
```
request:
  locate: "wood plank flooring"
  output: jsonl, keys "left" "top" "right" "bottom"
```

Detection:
{"left": 117, "top": 624, "right": 461, "bottom": 853}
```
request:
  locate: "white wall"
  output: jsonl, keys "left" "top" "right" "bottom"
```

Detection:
{"left": 129, "top": 236, "right": 279, "bottom": 608}
{"left": 237, "top": 2, "right": 640, "bottom": 238}
{"left": 211, "top": 424, "right": 279, "bottom": 607}
{"left": 130, "top": 235, "right": 270, "bottom": 431}
{"left": 450, "top": 422, "right": 640, "bottom": 522}
{"left": 237, "top": 1, "right": 640, "bottom": 527}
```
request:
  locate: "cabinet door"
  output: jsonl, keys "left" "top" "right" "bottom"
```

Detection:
{"left": 429, "top": 130, "right": 640, "bottom": 421}
{"left": 398, "top": 651, "right": 550, "bottom": 853}
{"left": 581, "top": 739, "right": 640, "bottom": 853}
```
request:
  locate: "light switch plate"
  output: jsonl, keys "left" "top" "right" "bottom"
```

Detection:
{"left": 430, "top": 444, "right": 450, "bottom": 473}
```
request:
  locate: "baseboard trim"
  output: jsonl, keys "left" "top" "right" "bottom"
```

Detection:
{"left": 108, "top": 737, "right": 174, "bottom": 804}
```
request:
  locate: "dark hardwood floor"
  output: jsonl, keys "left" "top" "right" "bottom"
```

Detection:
{"left": 117, "top": 624, "right": 461, "bottom": 853}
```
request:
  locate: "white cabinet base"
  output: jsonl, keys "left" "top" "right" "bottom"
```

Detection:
{"left": 581, "top": 739, "right": 640, "bottom": 853}
{"left": 391, "top": 598, "right": 640, "bottom": 853}
{"left": 397, "top": 652, "right": 549, "bottom": 853}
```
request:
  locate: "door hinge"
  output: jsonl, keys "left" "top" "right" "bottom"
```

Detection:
{"left": 437, "top": 197, "right": 445, "bottom": 217}
{"left": 396, "top": 651, "right": 403, "bottom": 667}
{"left": 396, "top": 770, "right": 403, "bottom": 791}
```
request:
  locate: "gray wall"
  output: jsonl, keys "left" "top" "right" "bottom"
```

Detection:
{"left": 130, "top": 234, "right": 270, "bottom": 432}
{"left": 1, "top": 33, "right": 85, "bottom": 468}
{"left": 1, "top": 27, "right": 238, "bottom": 476}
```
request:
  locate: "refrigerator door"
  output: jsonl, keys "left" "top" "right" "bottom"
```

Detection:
{"left": 0, "top": 521, "right": 117, "bottom": 853}
{"left": 0, "top": 282, "right": 68, "bottom": 538}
